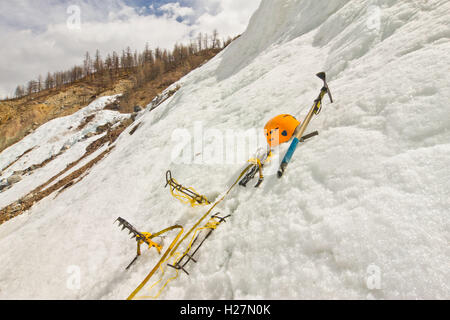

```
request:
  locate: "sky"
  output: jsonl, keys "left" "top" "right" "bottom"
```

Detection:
{"left": 0, "top": 0, "right": 261, "bottom": 98}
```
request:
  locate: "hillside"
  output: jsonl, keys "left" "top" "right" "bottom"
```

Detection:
{"left": 0, "top": 0, "right": 449, "bottom": 300}
{"left": 0, "top": 48, "right": 221, "bottom": 154}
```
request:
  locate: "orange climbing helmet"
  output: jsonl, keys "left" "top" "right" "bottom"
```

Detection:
{"left": 264, "top": 114, "right": 300, "bottom": 147}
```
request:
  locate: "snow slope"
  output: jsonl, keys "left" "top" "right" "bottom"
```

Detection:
{"left": 0, "top": 0, "right": 449, "bottom": 299}
{"left": 0, "top": 96, "right": 128, "bottom": 208}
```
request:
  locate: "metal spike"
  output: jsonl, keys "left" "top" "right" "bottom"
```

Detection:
{"left": 211, "top": 213, "right": 231, "bottom": 223}
{"left": 125, "top": 255, "right": 139, "bottom": 270}
{"left": 185, "top": 254, "right": 197, "bottom": 263}
{"left": 167, "top": 263, "right": 189, "bottom": 275}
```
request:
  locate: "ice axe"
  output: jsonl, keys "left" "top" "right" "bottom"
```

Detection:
{"left": 277, "top": 72, "right": 333, "bottom": 178}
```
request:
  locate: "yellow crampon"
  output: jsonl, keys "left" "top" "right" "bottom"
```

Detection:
{"left": 127, "top": 164, "right": 253, "bottom": 300}
{"left": 137, "top": 232, "right": 163, "bottom": 255}
{"left": 127, "top": 225, "right": 184, "bottom": 300}
{"left": 116, "top": 217, "right": 173, "bottom": 270}
{"left": 137, "top": 214, "right": 228, "bottom": 299}
{"left": 165, "top": 170, "right": 210, "bottom": 207}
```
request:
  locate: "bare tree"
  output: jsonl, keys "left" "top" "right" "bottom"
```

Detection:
{"left": 112, "top": 51, "right": 120, "bottom": 74}
{"left": 37, "top": 75, "right": 43, "bottom": 92}
{"left": 203, "top": 32, "right": 209, "bottom": 50}
{"left": 144, "top": 43, "right": 154, "bottom": 65}
{"left": 94, "top": 49, "right": 103, "bottom": 75}
{"left": 105, "top": 53, "right": 112, "bottom": 71}
{"left": 126, "top": 47, "right": 133, "bottom": 69}
{"left": 211, "top": 29, "right": 219, "bottom": 49}
{"left": 83, "top": 51, "right": 92, "bottom": 77}
{"left": 15, "top": 85, "right": 25, "bottom": 98}
{"left": 197, "top": 32, "right": 203, "bottom": 51}
{"left": 45, "top": 72, "right": 54, "bottom": 90}
{"left": 26, "top": 80, "right": 36, "bottom": 95}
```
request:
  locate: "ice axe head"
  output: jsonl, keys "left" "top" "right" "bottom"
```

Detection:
{"left": 316, "top": 72, "right": 326, "bottom": 82}
{"left": 316, "top": 72, "right": 333, "bottom": 103}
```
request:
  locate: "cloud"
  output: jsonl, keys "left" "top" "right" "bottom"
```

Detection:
{"left": 159, "top": 2, "right": 195, "bottom": 19}
{"left": 0, "top": 0, "right": 261, "bottom": 98}
{"left": 191, "top": 0, "right": 261, "bottom": 37}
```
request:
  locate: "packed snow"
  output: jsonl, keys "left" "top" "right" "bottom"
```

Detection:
{"left": 0, "top": 0, "right": 449, "bottom": 300}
